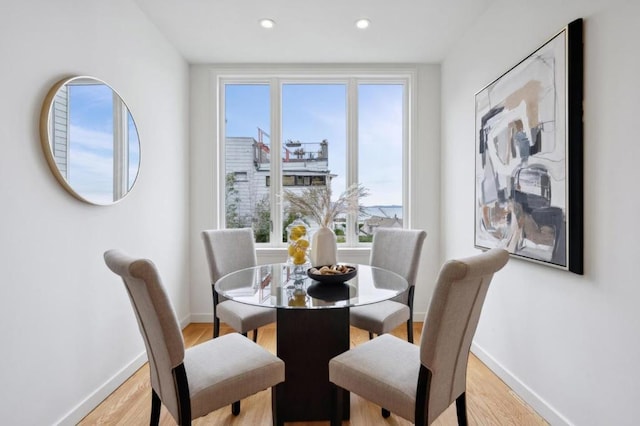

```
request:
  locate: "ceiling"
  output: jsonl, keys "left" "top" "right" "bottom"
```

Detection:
{"left": 133, "top": 0, "right": 495, "bottom": 64}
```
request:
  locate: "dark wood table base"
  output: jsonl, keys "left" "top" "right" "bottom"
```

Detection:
{"left": 276, "top": 307, "right": 350, "bottom": 422}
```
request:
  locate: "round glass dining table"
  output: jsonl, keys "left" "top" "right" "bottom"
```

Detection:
{"left": 215, "top": 263, "right": 408, "bottom": 423}
{"left": 215, "top": 263, "right": 408, "bottom": 310}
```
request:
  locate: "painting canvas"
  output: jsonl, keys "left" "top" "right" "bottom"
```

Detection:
{"left": 474, "top": 19, "right": 583, "bottom": 274}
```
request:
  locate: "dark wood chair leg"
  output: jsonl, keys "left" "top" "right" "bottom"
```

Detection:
{"left": 272, "top": 385, "right": 283, "bottom": 426}
{"left": 253, "top": 328, "right": 259, "bottom": 342}
{"left": 415, "top": 365, "right": 432, "bottom": 426}
{"left": 150, "top": 389, "right": 161, "bottom": 426}
{"left": 455, "top": 392, "right": 468, "bottom": 426}
{"left": 407, "top": 286, "right": 415, "bottom": 343}
{"left": 213, "top": 317, "right": 220, "bottom": 338}
{"left": 368, "top": 332, "right": 374, "bottom": 340}
{"left": 232, "top": 400, "right": 241, "bottom": 416}
{"left": 381, "top": 408, "right": 391, "bottom": 418}
{"left": 213, "top": 289, "right": 221, "bottom": 338}
{"left": 174, "top": 364, "right": 192, "bottom": 426}
{"left": 330, "top": 383, "right": 343, "bottom": 426}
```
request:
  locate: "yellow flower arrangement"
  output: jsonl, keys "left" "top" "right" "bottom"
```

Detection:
{"left": 287, "top": 224, "right": 310, "bottom": 265}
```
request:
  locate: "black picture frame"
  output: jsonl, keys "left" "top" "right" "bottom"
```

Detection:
{"left": 474, "top": 19, "right": 583, "bottom": 274}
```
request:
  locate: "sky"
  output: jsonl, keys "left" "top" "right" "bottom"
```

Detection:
{"left": 224, "top": 83, "right": 404, "bottom": 207}
{"left": 54, "top": 81, "right": 398, "bottom": 207}
{"left": 67, "top": 83, "right": 140, "bottom": 203}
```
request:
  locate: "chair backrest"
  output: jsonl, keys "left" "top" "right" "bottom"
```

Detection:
{"left": 103, "top": 249, "right": 185, "bottom": 421}
{"left": 370, "top": 228, "right": 427, "bottom": 303}
{"left": 202, "top": 228, "right": 258, "bottom": 284}
{"left": 419, "top": 248, "right": 509, "bottom": 424}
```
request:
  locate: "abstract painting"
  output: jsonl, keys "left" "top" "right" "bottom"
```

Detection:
{"left": 474, "top": 19, "right": 583, "bottom": 274}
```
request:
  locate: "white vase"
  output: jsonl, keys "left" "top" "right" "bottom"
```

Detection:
{"left": 310, "top": 225, "right": 337, "bottom": 266}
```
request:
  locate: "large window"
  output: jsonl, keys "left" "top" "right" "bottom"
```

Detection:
{"left": 220, "top": 72, "right": 410, "bottom": 246}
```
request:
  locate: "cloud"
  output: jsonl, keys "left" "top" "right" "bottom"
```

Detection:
{"left": 66, "top": 124, "right": 139, "bottom": 201}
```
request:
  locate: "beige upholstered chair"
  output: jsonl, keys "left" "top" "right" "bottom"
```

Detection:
{"left": 350, "top": 228, "right": 427, "bottom": 343}
{"left": 202, "top": 228, "right": 276, "bottom": 342}
{"left": 104, "top": 250, "right": 285, "bottom": 425}
{"left": 330, "top": 248, "right": 509, "bottom": 425}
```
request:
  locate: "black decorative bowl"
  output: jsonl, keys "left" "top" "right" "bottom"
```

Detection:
{"left": 307, "top": 265, "right": 357, "bottom": 284}
{"left": 307, "top": 282, "right": 354, "bottom": 302}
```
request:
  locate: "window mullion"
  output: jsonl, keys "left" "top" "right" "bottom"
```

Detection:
{"left": 270, "top": 78, "right": 283, "bottom": 246}
{"left": 403, "top": 79, "right": 411, "bottom": 229}
{"left": 218, "top": 82, "right": 227, "bottom": 229}
{"left": 346, "top": 78, "right": 359, "bottom": 246}
{"left": 112, "top": 94, "right": 128, "bottom": 202}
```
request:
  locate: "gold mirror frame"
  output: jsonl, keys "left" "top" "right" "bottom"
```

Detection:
{"left": 40, "top": 76, "right": 140, "bottom": 205}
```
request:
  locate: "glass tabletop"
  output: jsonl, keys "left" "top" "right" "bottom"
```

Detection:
{"left": 215, "top": 263, "right": 408, "bottom": 309}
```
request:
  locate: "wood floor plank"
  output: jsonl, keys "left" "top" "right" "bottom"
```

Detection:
{"left": 79, "top": 322, "right": 548, "bottom": 425}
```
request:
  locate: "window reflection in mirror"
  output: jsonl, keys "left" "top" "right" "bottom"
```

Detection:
{"left": 41, "top": 76, "right": 140, "bottom": 205}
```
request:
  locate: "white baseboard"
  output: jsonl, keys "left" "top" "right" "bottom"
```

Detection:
{"left": 55, "top": 315, "right": 192, "bottom": 426}
{"left": 190, "top": 312, "right": 213, "bottom": 323}
{"left": 179, "top": 313, "right": 191, "bottom": 329}
{"left": 54, "top": 351, "right": 147, "bottom": 426}
{"left": 58, "top": 317, "right": 565, "bottom": 426}
{"left": 471, "top": 342, "right": 572, "bottom": 426}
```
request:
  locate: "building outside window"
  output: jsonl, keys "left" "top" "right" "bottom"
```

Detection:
{"left": 220, "top": 71, "right": 410, "bottom": 246}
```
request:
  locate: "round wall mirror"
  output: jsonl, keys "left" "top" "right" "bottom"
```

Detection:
{"left": 40, "top": 76, "right": 140, "bottom": 205}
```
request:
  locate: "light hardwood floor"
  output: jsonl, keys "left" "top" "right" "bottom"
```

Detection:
{"left": 79, "top": 323, "right": 547, "bottom": 425}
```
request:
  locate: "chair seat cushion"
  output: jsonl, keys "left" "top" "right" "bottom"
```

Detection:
{"left": 184, "top": 333, "right": 285, "bottom": 419}
{"left": 329, "top": 334, "right": 419, "bottom": 422}
{"left": 349, "top": 300, "right": 410, "bottom": 335}
{"left": 217, "top": 300, "right": 276, "bottom": 333}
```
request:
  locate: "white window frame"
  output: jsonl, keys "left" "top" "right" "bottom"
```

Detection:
{"left": 216, "top": 66, "right": 416, "bottom": 249}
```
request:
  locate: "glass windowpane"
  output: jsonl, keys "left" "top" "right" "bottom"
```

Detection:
{"left": 358, "top": 84, "right": 404, "bottom": 242}
{"left": 224, "top": 84, "right": 271, "bottom": 242}
{"left": 281, "top": 84, "right": 347, "bottom": 242}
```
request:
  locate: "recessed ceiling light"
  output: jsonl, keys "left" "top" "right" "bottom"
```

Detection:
{"left": 259, "top": 18, "right": 275, "bottom": 29}
{"left": 355, "top": 18, "right": 370, "bottom": 29}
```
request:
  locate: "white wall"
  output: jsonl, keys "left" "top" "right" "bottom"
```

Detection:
{"left": 188, "top": 64, "right": 442, "bottom": 323}
{"left": 0, "top": 1, "right": 189, "bottom": 424}
{"left": 441, "top": 0, "right": 640, "bottom": 424}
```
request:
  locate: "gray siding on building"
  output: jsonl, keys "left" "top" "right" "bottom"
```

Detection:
{"left": 225, "top": 136, "right": 333, "bottom": 226}
{"left": 51, "top": 85, "right": 69, "bottom": 178}
{"left": 226, "top": 137, "right": 269, "bottom": 224}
